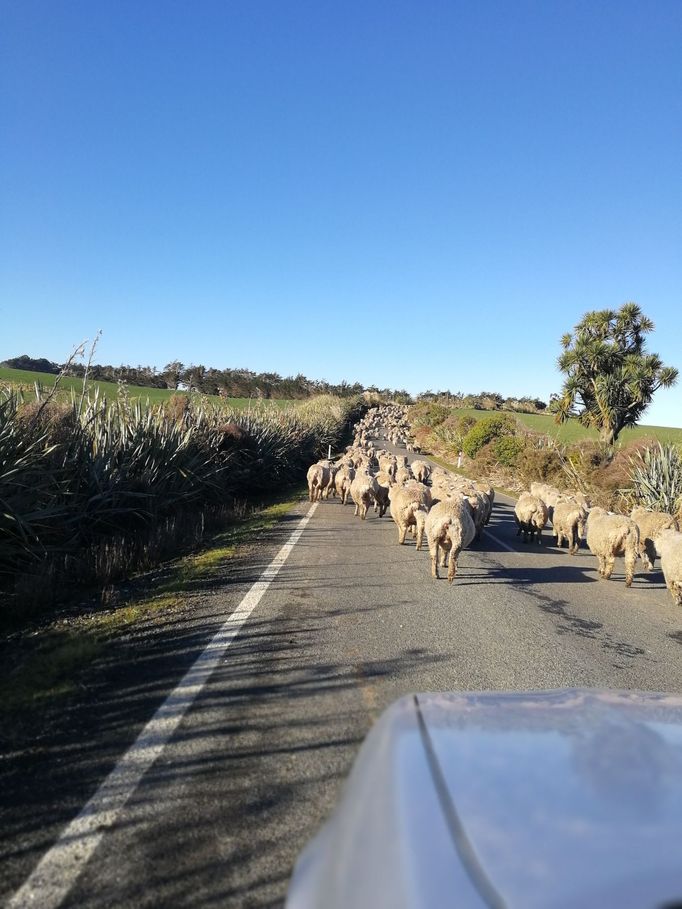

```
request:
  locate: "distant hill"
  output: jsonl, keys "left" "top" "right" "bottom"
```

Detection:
{"left": 1, "top": 355, "right": 60, "bottom": 374}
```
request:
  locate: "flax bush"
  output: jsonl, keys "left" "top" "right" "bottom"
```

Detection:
{"left": 0, "top": 387, "right": 365, "bottom": 619}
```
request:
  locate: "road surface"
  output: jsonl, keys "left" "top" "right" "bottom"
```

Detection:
{"left": 3, "top": 446, "right": 682, "bottom": 908}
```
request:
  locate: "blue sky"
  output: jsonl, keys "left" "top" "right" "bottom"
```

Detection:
{"left": 2, "top": 0, "right": 681, "bottom": 424}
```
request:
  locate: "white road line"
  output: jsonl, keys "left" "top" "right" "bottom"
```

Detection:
{"left": 483, "top": 527, "right": 518, "bottom": 553}
{"left": 7, "top": 502, "right": 318, "bottom": 909}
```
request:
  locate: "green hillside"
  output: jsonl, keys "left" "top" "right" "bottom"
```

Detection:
{"left": 446, "top": 406, "right": 682, "bottom": 446}
{"left": 0, "top": 366, "right": 292, "bottom": 410}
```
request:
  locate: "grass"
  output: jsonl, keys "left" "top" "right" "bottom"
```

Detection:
{"left": 0, "top": 366, "right": 294, "bottom": 409}
{"left": 434, "top": 406, "right": 682, "bottom": 446}
{"left": 0, "top": 487, "right": 305, "bottom": 729}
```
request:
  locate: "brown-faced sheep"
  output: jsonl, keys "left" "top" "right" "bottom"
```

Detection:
{"left": 630, "top": 507, "right": 679, "bottom": 571}
{"left": 586, "top": 507, "right": 639, "bottom": 587}
{"left": 656, "top": 529, "right": 682, "bottom": 606}
{"left": 425, "top": 496, "right": 476, "bottom": 582}
{"left": 514, "top": 493, "right": 549, "bottom": 544}
{"left": 388, "top": 482, "right": 432, "bottom": 548}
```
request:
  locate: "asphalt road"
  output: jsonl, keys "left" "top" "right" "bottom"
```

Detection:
{"left": 3, "top": 445, "right": 682, "bottom": 908}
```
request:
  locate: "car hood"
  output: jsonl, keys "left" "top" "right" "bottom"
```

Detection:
{"left": 286, "top": 689, "right": 682, "bottom": 909}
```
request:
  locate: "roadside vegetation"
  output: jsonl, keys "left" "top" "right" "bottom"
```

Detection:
{"left": 0, "top": 490, "right": 304, "bottom": 740}
{"left": 0, "top": 386, "right": 365, "bottom": 627}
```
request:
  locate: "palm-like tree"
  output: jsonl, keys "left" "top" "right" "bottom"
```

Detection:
{"left": 554, "top": 303, "right": 678, "bottom": 447}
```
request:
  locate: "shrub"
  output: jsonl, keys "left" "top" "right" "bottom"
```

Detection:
{"left": 462, "top": 415, "right": 516, "bottom": 459}
{"left": 629, "top": 443, "right": 682, "bottom": 515}
{"left": 494, "top": 435, "right": 526, "bottom": 467}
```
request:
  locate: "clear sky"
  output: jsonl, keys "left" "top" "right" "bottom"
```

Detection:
{"left": 2, "top": 0, "right": 681, "bottom": 424}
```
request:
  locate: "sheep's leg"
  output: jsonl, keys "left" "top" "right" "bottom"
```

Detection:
{"left": 569, "top": 526, "right": 577, "bottom": 555}
{"left": 398, "top": 524, "right": 407, "bottom": 544}
{"left": 603, "top": 556, "right": 615, "bottom": 580}
{"left": 643, "top": 540, "right": 656, "bottom": 571}
{"left": 448, "top": 546, "right": 462, "bottom": 584}
{"left": 624, "top": 550, "right": 636, "bottom": 588}
{"left": 537, "top": 528, "right": 543, "bottom": 546}
{"left": 354, "top": 502, "right": 359, "bottom": 516}
{"left": 431, "top": 545, "right": 440, "bottom": 579}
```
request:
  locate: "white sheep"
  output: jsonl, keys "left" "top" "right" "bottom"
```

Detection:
{"left": 425, "top": 495, "right": 476, "bottom": 582}
{"left": 552, "top": 496, "right": 589, "bottom": 555}
{"left": 333, "top": 464, "right": 355, "bottom": 506}
{"left": 411, "top": 459, "right": 431, "bottom": 483}
{"left": 656, "top": 529, "right": 682, "bottom": 606}
{"left": 514, "top": 493, "right": 549, "bottom": 544}
{"left": 388, "top": 482, "right": 432, "bottom": 548}
{"left": 586, "top": 507, "right": 639, "bottom": 587}
{"left": 306, "top": 462, "right": 331, "bottom": 502}
{"left": 630, "top": 507, "right": 679, "bottom": 571}
{"left": 349, "top": 470, "right": 379, "bottom": 520}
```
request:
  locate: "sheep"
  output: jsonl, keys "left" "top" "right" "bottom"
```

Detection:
{"left": 630, "top": 507, "right": 679, "bottom": 571}
{"left": 388, "top": 482, "right": 432, "bottom": 548}
{"left": 514, "top": 493, "right": 549, "bottom": 544}
{"left": 307, "top": 462, "right": 331, "bottom": 502}
{"left": 529, "top": 482, "right": 562, "bottom": 523}
{"left": 333, "top": 464, "right": 355, "bottom": 505}
{"left": 372, "top": 470, "right": 392, "bottom": 517}
{"left": 586, "top": 507, "right": 639, "bottom": 587}
{"left": 378, "top": 454, "right": 397, "bottom": 479}
{"left": 552, "top": 496, "right": 588, "bottom": 554}
{"left": 656, "top": 529, "right": 682, "bottom": 606}
{"left": 425, "top": 495, "right": 476, "bottom": 583}
{"left": 394, "top": 465, "right": 414, "bottom": 486}
{"left": 411, "top": 459, "right": 431, "bottom": 483}
{"left": 349, "top": 470, "right": 379, "bottom": 520}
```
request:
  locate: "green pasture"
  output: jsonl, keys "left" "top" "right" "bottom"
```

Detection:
{"left": 444, "top": 406, "right": 682, "bottom": 446}
{"left": 0, "top": 366, "right": 293, "bottom": 410}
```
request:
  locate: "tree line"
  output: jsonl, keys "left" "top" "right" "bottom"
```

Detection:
{"left": 1, "top": 355, "right": 411, "bottom": 401}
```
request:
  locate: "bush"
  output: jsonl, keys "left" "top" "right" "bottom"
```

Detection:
{"left": 494, "top": 435, "right": 526, "bottom": 467}
{"left": 462, "top": 415, "right": 516, "bottom": 459}
{"left": 629, "top": 443, "right": 682, "bottom": 515}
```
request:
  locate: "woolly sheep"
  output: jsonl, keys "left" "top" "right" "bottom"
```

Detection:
{"left": 586, "top": 507, "right": 639, "bottom": 587}
{"left": 656, "top": 529, "right": 682, "bottom": 606}
{"left": 411, "top": 459, "right": 431, "bottom": 483}
{"left": 307, "top": 462, "right": 331, "bottom": 502}
{"left": 514, "top": 493, "right": 549, "bottom": 544}
{"left": 552, "top": 496, "right": 588, "bottom": 555}
{"left": 372, "top": 470, "right": 392, "bottom": 517}
{"left": 333, "top": 464, "right": 355, "bottom": 506}
{"left": 350, "top": 470, "right": 379, "bottom": 520}
{"left": 630, "top": 507, "right": 679, "bottom": 571}
{"left": 394, "top": 465, "right": 414, "bottom": 486}
{"left": 425, "top": 495, "right": 476, "bottom": 583}
{"left": 388, "top": 482, "right": 432, "bottom": 548}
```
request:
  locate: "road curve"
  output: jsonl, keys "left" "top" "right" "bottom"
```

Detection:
{"left": 3, "top": 447, "right": 682, "bottom": 908}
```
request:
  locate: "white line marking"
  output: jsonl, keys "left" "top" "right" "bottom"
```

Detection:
{"left": 483, "top": 527, "right": 517, "bottom": 553}
{"left": 7, "top": 502, "right": 318, "bottom": 909}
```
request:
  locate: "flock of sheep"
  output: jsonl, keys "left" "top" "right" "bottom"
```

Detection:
{"left": 306, "top": 405, "right": 682, "bottom": 605}
{"left": 307, "top": 405, "right": 494, "bottom": 583}
{"left": 516, "top": 482, "right": 682, "bottom": 603}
